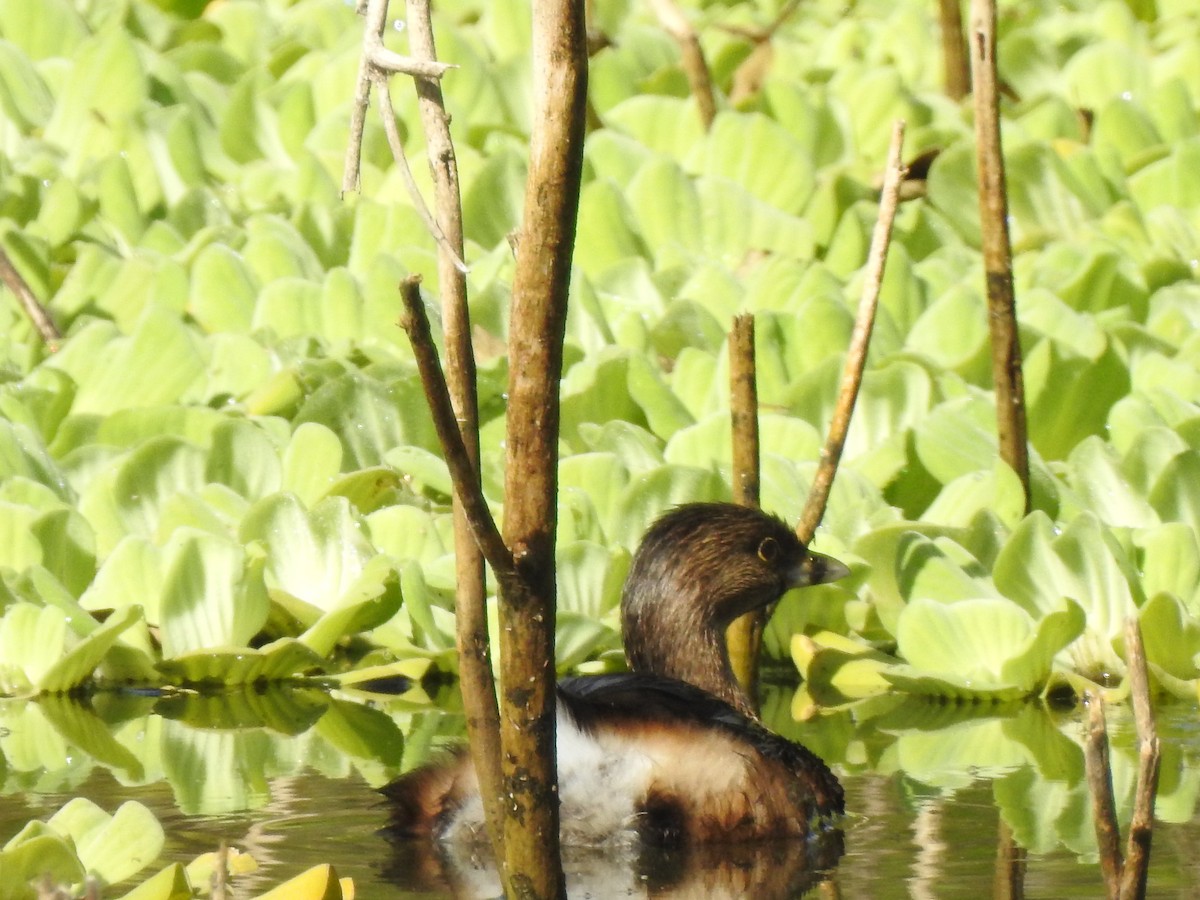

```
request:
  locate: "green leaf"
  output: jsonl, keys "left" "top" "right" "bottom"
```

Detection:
{"left": 159, "top": 529, "right": 268, "bottom": 657}
{"left": 47, "top": 798, "right": 163, "bottom": 886}
{"left": 46, "top": 308, "right": 206, "bottom": 416}
{"left": 299, "top": 555, "right": 403, "bottom": 658}
{"left": 293, "top": 370, "right": 435, "bottom": 469}
{"left": 189, "top": 242, "right": 259, "bottom": 333}
{"left": 384, "top": 446, "right": 451, "bottom": 498}
{"left": 0, "top": 40, "right": 53, "bottom": 131}
{"left": 606, "top": 95, "right": 706, "bottom": 159}
{"left": 156, "top": 639, "right": 323, "bottom": 686}
{"left": 115, "top": 863, "right": 192, "bottom": 900}
{"left": 0, "top": 833, "right": 84, "bottom": 898}
{"left": 1138, "top": 592, "right": 1200, "bottom": 681}
{"left": 694, "top": 111, "right": 816, "bottom": 212}
{"left": 241, "top": 494, "right": 375, "bottom": 621}
{"left": 38, "top": 606, "right": 144, "bottom": 694}
{"left": 0, "top": 603, "right": 67, "bottom": 696}
{"left": 282, "top": 422, "right": 343, "bottom": 507}
{"left": 923, "top": 462, "right": 1027, "bottom": 529}
{"left": 205, "top": 418, "right": 282, "bottom": 501}
{"left": 895, "top": 597, "right": 1083, "bottom": 697}
{"left": 44, "top": 29, "right": 148, "bottom": 158}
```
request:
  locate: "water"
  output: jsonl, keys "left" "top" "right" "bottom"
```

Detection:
{"left": 3, "top": 691, "right": 1199, "bottom": 897}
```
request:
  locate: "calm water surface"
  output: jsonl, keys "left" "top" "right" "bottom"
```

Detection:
{"left": 3, "top": 694, "right": 1200, "bottom": 897}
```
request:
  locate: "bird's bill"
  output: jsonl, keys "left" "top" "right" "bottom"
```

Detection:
{"left": 788, "top": 550, "right": 851, "bottom": 588}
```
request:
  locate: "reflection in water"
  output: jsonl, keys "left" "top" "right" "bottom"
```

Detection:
{"left": 4, "top": 691, "right": 1200, "bottom": 896}
{"left": 382, "top": 827, "right": 845, "bottom": 898}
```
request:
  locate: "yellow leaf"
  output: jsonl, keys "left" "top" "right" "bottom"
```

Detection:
{"left": 254, "top": 864, "right": 345, "bottom": 900}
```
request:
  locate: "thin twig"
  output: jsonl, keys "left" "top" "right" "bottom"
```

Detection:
{"left": 717, "top": 0, "right": 802, "bottom": 41}
{"left": 211, "top": 841, "right": 229, "bottom": 900}
{"left": 398, "top": 276, "right": 514, "bottom": 579}
{"left": 374, "top": 71, "right": 468, "bottom": 273}
{"left": 726, "top": 313, "right": 762, "bottom": 708}
{"left": 1120, "top": 617, "right": 1160, "bottom": 900}
{"left": 342, "top": 0, "right": 388, "bottom": 194}
{"left": 0, "top": 245, "right": 60, "bottom": 347}
{"left": 648, "top": 0, "right": 716, "bottom": 130}
{"left": 404, "top": 0, "right": 501, "bottom": 860}
{"left": 369, "top": 45, "right": 455, "bottom": 79}
{"left": 342, "top": 0, "right": 455, "bottom": 196}
{"left": 970, "top": 0, "right": 1030, "bottom": 512}
{"left": 938, "top": 0, "right": 970, "bottom": 100}
{"left": 796, "top": 120, "right": 906, "bottom": 544}
{"left": 1084, "top": 692, "right": 1123, "bottom": 900}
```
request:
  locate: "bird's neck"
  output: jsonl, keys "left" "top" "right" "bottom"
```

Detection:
{"left": 624, "top": 612, "right": 756, "bottom": 718}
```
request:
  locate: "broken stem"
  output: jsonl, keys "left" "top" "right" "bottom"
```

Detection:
{"left": 0, "top": 246, "right": 60, "bottom": 348}
{"left": 796, "top": 120, "right": 906, "bottom": 544}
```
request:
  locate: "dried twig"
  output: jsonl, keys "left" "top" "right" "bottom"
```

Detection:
{"left": 494, "top": 0, "right": 588, "bottom": 890}
{"left": 648, "top": 0, "right": 716, "bottom": 130}
{"left": 726, "top": 313, "right": 762, "bottom": 707}
{"left": 938, "top": 0, "right": 970, "bottom": 100}
{"left": 796, "top": 120, "right": 906, "bottom": 544}
{"left": 212, "top": 841, "right": 229, "bottom": 900}
{"left": 403, "top": 0, "right": 500, "bottom": 857}
{"left": 373, "top": 74, "right": 468, "bottom": 273}
{"left": 398, "top": 277, "right": 513, "bottom": 579}
{"left": 406, "top": 0, "right": 496, "bottom": 853}
{"left": 1084, "top": 693, "right": 1123, "bottom": 900}
{"left": 341, "top": 0, "right": 455, "bottom": 193}
{"left": 1120, "top": 617, "right": 1160, "bottom": 900}
{"left": 969, "top": 0, "right": 1030, "bottom": 512}
{"left": 0, "top": 245, "right": 60, "bottom": 348}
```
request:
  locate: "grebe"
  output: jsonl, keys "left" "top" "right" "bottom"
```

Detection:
{"left": 383, "top": 502, "right": 849, "bottom": 847}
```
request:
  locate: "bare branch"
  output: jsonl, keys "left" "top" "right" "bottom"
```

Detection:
{"left": 398, "top": 276, "right": 513, "bottom": 579}
{"left": 938, "top": 0, "right": 970, "bottom": 100}
{"left": 374, "top": 71, "right": 468, "bottom": 273}
{"left": 1084, "top": 693, "right": 1123, "bottom": 900}
{"left": 342, "top": 0, "right": 457, "bottom": 204}
{"left": 404, "top": 0, "right": 502, "bottom": 860}
{"left": 342, "top": 0, "right": 388, "bottom": 194}
{"left": 496, "top": 0, "right": 589, "bottom": 890}
{"left": 648, "top": 0, "right": 716, "bottom": 130}
{"left": 970, "top": 0, "right": 1030, "bottom": 512}
{"left": 0, "top": 245, "right": 60, "bottom": 348}
{"left": 1120, "top": 617, "right": 1160, "bottom": 900}
{"left": 726, "top": 313, "right": 763, "bottom": 708}
{"left": 796, "top": 120, "right": 906, "bottom": 544}
{"left": 369, "top": 45, "right": 455, "bottom": 78}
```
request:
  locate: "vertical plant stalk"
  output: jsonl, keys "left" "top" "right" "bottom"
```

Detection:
{"left": 993, "top": 819, "right": 1027, "bottom": 900}
{"left": 969, "top": 0, "right": 1031, "bottom": 513}
{"left": 0, "top": 246, "right": 60, "bottom": 348}
{"left": 649, "top": 0, "right": 716, "bottom": 130}
{"left": 796, "top": 120, "right": 906, "bottom": 545}
{"left": 498, "top": 0, "right": 587, "bottom": 895}
{"left": 1120, "top": 617, "right": 1159, "bottom": 900}
{"left": 726, "top": 314, "right": 762, "bottom": 708}
{"left": 405, "top": 0, "right": 504, "bottom": 859}
{"left": 1084, "top": 693, "right": 1123, "bottom": 900}
{"left": 938, "top": 0, "right": 970, "bottom": 101}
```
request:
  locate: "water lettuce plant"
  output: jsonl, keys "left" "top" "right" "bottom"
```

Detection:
{"left": 2, "top": 0, "right": 1200, "bottom": 890}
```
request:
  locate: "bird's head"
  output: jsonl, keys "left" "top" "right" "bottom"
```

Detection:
{"left": 622, "top": 502, "right": 850, "bottom": 632}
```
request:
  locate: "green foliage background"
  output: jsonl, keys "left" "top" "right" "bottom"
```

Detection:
{"left": 2, "top": 0, "right": 1200, "bottom": 893}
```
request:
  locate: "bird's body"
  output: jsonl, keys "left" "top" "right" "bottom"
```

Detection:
{"left": 383, "top": 503, "right": 848, "bottom": 848}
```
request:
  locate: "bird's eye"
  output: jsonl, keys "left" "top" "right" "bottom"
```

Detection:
{"left": 757, "top": 537, "right": 779, "bottom": 563}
